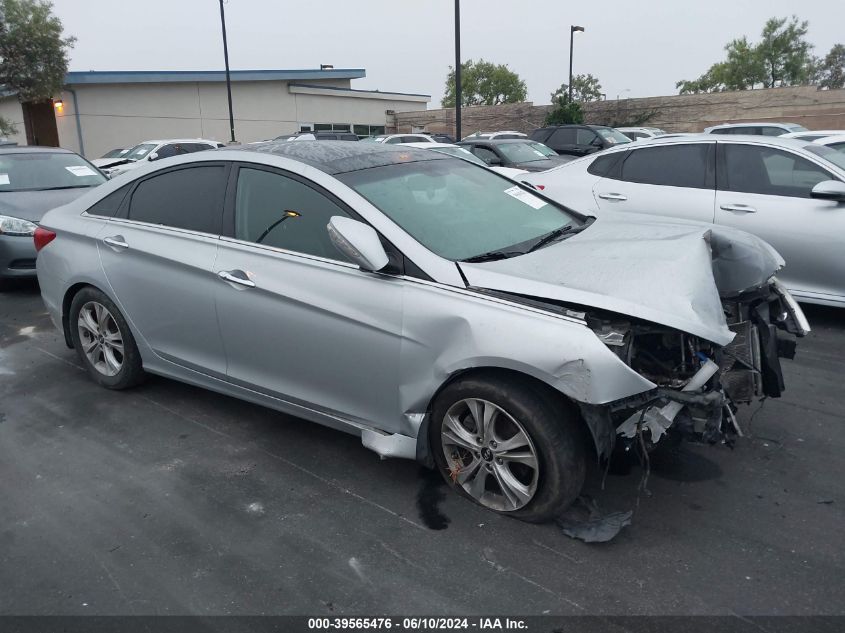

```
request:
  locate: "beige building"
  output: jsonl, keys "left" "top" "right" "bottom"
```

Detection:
{"left": 0, "top": 68, "right": 430, "bottom": 158}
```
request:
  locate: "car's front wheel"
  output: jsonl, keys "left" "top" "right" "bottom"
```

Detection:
{"left": 69, "top": 287, "right": 145, "bottom": 390}
{"left": 430, "top": 374, "right": 586, "bottom": 522}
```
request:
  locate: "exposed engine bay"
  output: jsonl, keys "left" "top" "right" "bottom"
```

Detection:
{"left": 583, "top": 277, "right": 809, "bottom": 459}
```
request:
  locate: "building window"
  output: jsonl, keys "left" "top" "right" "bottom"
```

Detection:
{"left": 353, "top": 124, "right": 386, "bottom": 139}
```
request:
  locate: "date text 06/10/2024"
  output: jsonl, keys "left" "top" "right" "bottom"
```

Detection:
{"left": 307, "top": 618, "right": 528, "bottom": 630}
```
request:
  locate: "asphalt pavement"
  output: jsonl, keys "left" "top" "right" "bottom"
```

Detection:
{"left": 1, "top": 279, "right": 843, "bottom": 616}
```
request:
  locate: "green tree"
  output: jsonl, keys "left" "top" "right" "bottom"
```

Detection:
{"left": 550, "top": 73, "right": 603, "bottom": 103}
{"left": 0, "top": 0, "right": 75, "bottom": 133}
{"left": 441, "top": 59, "right": 527, "bottom": 107}
{"left": 677, "top": 15, "right": 815, "bottom": 93}
{"left": 817, "top": 43, "right": 845, "bottom": 89}
{"left": 544, "top": 95, "right": 583, "bottom": 125}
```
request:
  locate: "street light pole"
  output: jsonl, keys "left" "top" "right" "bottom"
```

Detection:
{"left": 219, "top": 0, "right": 236, "bottom": 143}
{"left": 454, "top": 0, "right": 462, "bottom": 140}
{"left": 568, "top": 25, "right": 584, "bottom": 103}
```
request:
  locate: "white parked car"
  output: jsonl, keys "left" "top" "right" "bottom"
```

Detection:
{"left": 782, "top": 130, "right": 845, "bottom": 142}
{"left": 100, "top": 139, "right": 223, "bottom": 176}
{"left": 704, "top": 122, "right": 807, "bottom": 136}
{"left": 361, "top": 134, "right": 435, "bottom": 144}
{"left": 616, "top": 127, "right": 666, "bottom": 141}
{"left": 401, "top": 142, "right": 529, "bottom": 180}
{"left": 462, "top": 131, "right": 527, "bottom": 141}
{"left": 811, "top": 135, "right": 845, "bottom": 153}
{"left": 522, "top": 134, "right": 845, "bottom": 307}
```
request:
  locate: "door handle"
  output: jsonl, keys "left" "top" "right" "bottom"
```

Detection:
{"left": 217, "top": 270, "right": 255, "bottom": 288}
{"left": 598, "top": 192, "right": 628, "bottom": 201}
{"left": 720, "top": 203, "right": 756, "bottom": 213}
{"left": 103, "top": 235, "right": 129, "bottom": 250}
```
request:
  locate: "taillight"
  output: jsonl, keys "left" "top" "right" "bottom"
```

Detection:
{"left": 34, "top": 227, "right": 56, "bottom": 252}
{"left": 535, "top": 184, "right": 546, "bottom": 190}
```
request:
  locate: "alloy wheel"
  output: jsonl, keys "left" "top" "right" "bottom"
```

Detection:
{"left": 77, "top": 301, "right": 124, "bottom": 377}
{"left": 441, "top": 398, "right": 539, "bottom": 511}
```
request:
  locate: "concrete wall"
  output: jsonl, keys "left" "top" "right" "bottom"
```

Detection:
{"left": 394, "top": 86, "right": 845, "bottom": 136}
{"left": 23, "top": 78, "right": 427, "bottom": 158}
{"left": 0, "top": 99, "right": 26, "bottom": 145}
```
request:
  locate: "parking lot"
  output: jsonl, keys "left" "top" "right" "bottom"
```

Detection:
{"left": 0, "top": 279, "right": 842, "bottom": 616}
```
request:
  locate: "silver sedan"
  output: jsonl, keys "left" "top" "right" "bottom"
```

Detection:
{"left": 36, "top": 142, "right": 807, "bottom": 521}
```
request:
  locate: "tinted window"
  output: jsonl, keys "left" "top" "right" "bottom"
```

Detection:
{"left": 588, "top": 152, "right": 624, "bottom": 177}
{"left": 183, "top": 143, "right": 214, "bottom": 153}
{"left": 761, "top": 127, "right": 786, "bottom": 137}
{"left": 626, "top": 131, "right": 647, "bottom": 140}
{"left": 234, "top": 167, "right": 351, "bottom": 261}
{"left": 87, "top": 184, "right": 132, "bottom": 217}
{"left": 576, "top": 129, "right": 599, "bottom": 145}
{"left": 128, "top": 166, "right": 226, "bottom": 233}
{"left": 471, "top": 146, "right": 499, "bottom": 164}
{"left": 385, "top": 137, "right": 403, "bottom": 144}
{"left": 721, "top": 144, "right": 832, "bottom": 198}
{"left": 548, "top": 128, "right": 577, "bottom": 145}
{"left": 619, "top": 144, "right": 710, "bottom": 188}
{"left": 154, "top": 144, "right": 182, "bottom": 159}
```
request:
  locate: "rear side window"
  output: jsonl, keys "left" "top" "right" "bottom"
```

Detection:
{"left": 587, "top": 152, "right": 625, "bottom": 177}
{"left": 86, "top": 184, "right": 132, "bottom": 217}
{"left": 761, "top": 127, "right": 786, "bottom": 137}
{"left": 619, "top": 144, "right": 711, "bottom": 188}
{"left": 128, "top": 166, "right": 227, "bottom": 233}
{"left": 548, "top": 128, "right": 577, "bottom": 146}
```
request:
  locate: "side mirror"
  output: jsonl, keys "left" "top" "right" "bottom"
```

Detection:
{"left": 327, "top": 216, "right": 389, "bottom": 272}
{"left": 148, "top": 152, "right": 159, "bottom": 161}
{"left": 589, "top": 137, "right": 603, "bottom": 147}
{"left": 486, "top": 156, "right": 503, "bottom": 166}
{"left": 810, "top": 180, "right": 845, "bottom": 203}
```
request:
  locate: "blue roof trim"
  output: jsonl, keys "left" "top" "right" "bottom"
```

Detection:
{"left": 64, "top": 69, "right": 366, "bottom": 84}
{"left": 289, "top": 83, "right": 431, "bottom": 98}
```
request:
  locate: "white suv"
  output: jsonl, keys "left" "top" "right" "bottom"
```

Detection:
{"left": 100, "top": 139, "right": 223, "bottom": 176}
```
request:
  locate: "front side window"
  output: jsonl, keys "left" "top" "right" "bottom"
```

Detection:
{"left": 0, "top": 152, "right": 106, "bottom": 192}
{"left": 619, "top": 144, "right": 710, "bottom": 188}
{"left": 576, "top": 129, "right": 600, "bottom": 145}
{"left": 128, "top": 165, "right": 226, "bottom": 233}
{"left": 338, "top": 158, "right": 582, "bottom": 261}
{"left": 234, "top": 167, "right": 351, "bottom": 261}
{"left": 721, "top": 144, "right": 832, "bottom": 198}
{"left": 470, "top": 146, "right": 499, "bottom": 164}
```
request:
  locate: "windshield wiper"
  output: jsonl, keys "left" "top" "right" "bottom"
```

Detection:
{"left": 461, "top": 250, "right": 524, "bottom": 263}
{"left": 37, "top": 185, "right": 97, "bottom": 191}
{"left": 526, "top": 225, "right": 574, "bottom": 253}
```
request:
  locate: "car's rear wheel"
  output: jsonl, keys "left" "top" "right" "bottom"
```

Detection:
{"left": 430, "top": 374, "right": 586, "bottom": 522}
{"left": 69, "top": 287, "right": 145, "bottom": 389}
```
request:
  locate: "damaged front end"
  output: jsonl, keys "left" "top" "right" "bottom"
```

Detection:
{"left": 581, "top": 277, "right": 809, "bottom": 460}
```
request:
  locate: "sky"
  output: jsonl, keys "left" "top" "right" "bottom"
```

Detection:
{"left": 52, "top": 0, "right": 842, "bottom": 107}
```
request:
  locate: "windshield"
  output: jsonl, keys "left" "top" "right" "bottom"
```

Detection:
{"left": 361, "top": 137, "right": 385, "bottom": 143}
{"left": 526, "top": 141, "right": 557, "bottom": 157}
{"left": 804, "top": 144, "right": 845, "bottom": 171}
{"left": 338, "top": 158, "right": 582, "bottom": 261}
{"left": 430, "top": 146, "right": 487, "bottom": 166}
{"left": 123, "top": 143, "right": 158, "bottom": 161}
{"left": 101, "top": 148, "right": 128, "bottom": 158}
{"left": 0, "top": 152, "right": 106, "bottom": 192}
{"left": 497, "top": 143, "right": 550, "bottom": 164}
{"left": 596, "top": 128, "right": 633, "bottom": 145}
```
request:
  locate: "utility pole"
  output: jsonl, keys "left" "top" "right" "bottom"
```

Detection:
{"left": 454, "top": 0, "right": 462, "bottom": 140}
{"left": 568, "top": 25, "right": 584, "bottom": 103}
{"left": 219, "top": 0, "right": 236, "bottom": 143}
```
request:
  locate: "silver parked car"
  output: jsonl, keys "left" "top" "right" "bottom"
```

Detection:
{"left": 524, "top": 134, "right": 845, "bottom": 308}
{"left": 35, "top": 142, "right": 808, "bottom": 521}
{"left": 1, "top": 146, "right": 107, "bottom": 285}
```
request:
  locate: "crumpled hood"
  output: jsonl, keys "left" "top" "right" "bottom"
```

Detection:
{"left": 0, "top": 188, "right": 93, "bottom": 222}
{"left": 459, "top": 215, "right": 784, "bottom": 346}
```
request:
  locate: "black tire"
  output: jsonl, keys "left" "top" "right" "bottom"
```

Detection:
{"left": 69, "top": 286, "right": 145, "bottom": 390}
{"left": 430, "top": 373, "right": 586, "bottom": 523}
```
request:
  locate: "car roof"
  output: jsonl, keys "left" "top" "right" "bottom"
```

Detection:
{"left": 0, "top": 145, "right": 75, "bottom": 155}
{"left": 610, "top": 133, "right": 822, "bottom": 152}
{"left": 814, "top": 134, "right": 845, "bottom": 144}
{"left": 136, "top": 139, "right": 219, "bottom": 145}
{"left": 705, "top": 122, "right": 797, "bottom": 130}
{"left": 783, "top": 130, "right": 845, "bottom": 138}
{"left": 458, "top": 138, "right": 538, "bottom": 145}
{"left": 240, "top": 140, "right": 448, "bottom": 174}
{"left": 401, "top": 142, "right": 461, "bottom": 148}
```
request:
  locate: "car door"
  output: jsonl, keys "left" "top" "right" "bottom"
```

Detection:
{"left": 592, "top": 142, "right": 716, "bottom": 222}
{"left": 98, "top": 163, "right": 230, "bottom": 375}
{"left": 715, "top": 141, "right": 845, "bottom": 301}
{"left": 213, "top": 164, "right": 404, "bottom": 430}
